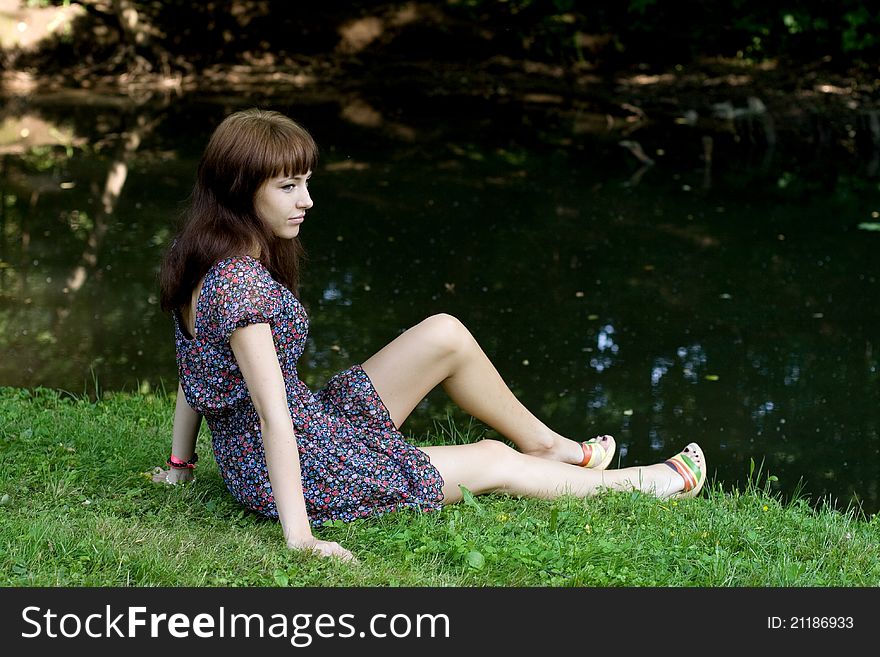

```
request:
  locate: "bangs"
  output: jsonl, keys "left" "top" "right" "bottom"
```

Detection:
{"left": 262, "top": 123, "right": 318, "bottom": 180}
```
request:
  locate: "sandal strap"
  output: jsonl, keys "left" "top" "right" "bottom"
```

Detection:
{"left": 579, "top": 440, "right": 605, "bottom": 468}
{"left": 665, "top": 452, "right": 701, "bottom": 492}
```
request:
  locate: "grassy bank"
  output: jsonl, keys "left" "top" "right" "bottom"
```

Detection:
{"left": 0, "top": 386, "right": 877, "bottom": 587}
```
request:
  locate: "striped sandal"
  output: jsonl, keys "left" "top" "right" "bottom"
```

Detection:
{"left": 664, "top": 442, "right": 706, "bottom": 499}
{"left": 578, "top": 435, "right": 616, "bottom": 470}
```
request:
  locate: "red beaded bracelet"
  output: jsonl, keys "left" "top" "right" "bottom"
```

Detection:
{"left": 167, "top": 453, "right": 198, "bottom": 469}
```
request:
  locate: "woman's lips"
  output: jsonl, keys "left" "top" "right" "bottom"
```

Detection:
{"left": 288, "top": 216, "right": 304, "bottom": 224}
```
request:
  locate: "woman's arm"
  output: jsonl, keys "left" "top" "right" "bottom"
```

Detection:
{"left": 171, "top": 381, "right": 201, "bottom": 459}
{"left": 230, "top": 323, "right": 354, "bottom": 561}
{"left": 152, "top": 382, "right": 202, "bottom": 485}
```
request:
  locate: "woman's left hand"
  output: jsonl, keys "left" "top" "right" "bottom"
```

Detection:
{"left": 150, "top": 466, "right": 194, "bottom": 485}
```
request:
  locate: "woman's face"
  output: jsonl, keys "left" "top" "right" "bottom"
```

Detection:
{"left": 254, "top": 171, "right": 313, "bottom": 239}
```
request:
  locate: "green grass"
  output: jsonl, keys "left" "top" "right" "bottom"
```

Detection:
{"left": 1, "top": 386, "right": 878, "bottom": 586}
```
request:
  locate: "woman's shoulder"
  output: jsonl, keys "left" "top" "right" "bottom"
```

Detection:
{"left": 204, "top": 254, "right": 272, "bottom": 291}
{"left": 210, "top": 254, "right": 267, "bottom": 276}
{"left": 205, "top": 254, "right": 283, "bottom": 300}
{"left": 198, "top": 254, "right": 285, "bottom": 341}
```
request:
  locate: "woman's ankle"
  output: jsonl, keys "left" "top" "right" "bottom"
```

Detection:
{"left": 520, "top": 432, "right": 573, "bottom": 462}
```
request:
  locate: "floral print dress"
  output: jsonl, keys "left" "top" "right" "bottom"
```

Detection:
{"left": 172, "top": 255, "right": 445, "bottom": 524}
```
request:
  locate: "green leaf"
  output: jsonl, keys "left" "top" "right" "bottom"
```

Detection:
{"left": 704, "top": 374, "right": 720, "bottom": 381}
{"left": 273, "top": 569, "right": 289, "bottom": 586}
{"left": 549, "top": 508, "right": 559, "bottom": 532}
{"left": 459, "top": 485, "right": 485, "bottom": 515}
{"left": 464, "top": 550, "right": 485, "bottom": 570}
{"left": 858, "top": 222, "right": 880, "bottom": 231}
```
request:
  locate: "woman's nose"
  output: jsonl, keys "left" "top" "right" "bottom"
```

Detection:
{"left": 297, "top": 189, "right": 313, "bottom": 209}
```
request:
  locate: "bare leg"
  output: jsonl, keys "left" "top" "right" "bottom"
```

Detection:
{"left": 421, "top": 440, "right": 700, "bottom": 503}
{"left": 361, "top": 314, "right": 589, "bottom": 464}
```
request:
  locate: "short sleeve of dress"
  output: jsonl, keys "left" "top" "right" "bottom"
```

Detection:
{"left": 201, "top": 256, "right": 284, "bottom": 344}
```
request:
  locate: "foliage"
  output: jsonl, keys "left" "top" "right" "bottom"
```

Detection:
{"left": 445, "top": 0, "right": 880, "bottom": 64}
{"left": 1, "top": 387, "right": 878, "bottom": 586}
{"left": 23, "top": 0, "right": 880, "bottom": 75}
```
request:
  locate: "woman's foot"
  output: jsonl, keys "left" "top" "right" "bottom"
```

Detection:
{"left": 578, "top": 435, "right": 616, "bottom": 470}
{"left": 523, "top": 434, "right": 616, "bottom": 469}
{"left": 662, "top": 442, "right": 706, "bottom": 499}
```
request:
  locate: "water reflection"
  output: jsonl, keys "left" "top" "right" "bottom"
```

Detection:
{"left": 1, "top": 99, "right": 878, "bottom": 514}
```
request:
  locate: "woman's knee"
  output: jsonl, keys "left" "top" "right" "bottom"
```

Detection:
{"left": 475, "top": 439, "right": 518, "bottom": 467}
{"left": 469, "top": 439, "right": 519, "bottom": 492}
{"left": 415, "top": 313, "right": 472, "bottom": 358}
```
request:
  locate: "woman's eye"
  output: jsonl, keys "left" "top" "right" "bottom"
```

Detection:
{"left": 281, "top": 184, "right": 295, "bottom": 192}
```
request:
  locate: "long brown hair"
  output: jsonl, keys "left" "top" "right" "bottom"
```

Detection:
{"left": 159, "top": 108, "right": 318, "bottom": 313}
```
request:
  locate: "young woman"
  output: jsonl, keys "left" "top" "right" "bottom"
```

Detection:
{"left": 155, "top": 108, "right": 706, "bottom": 562}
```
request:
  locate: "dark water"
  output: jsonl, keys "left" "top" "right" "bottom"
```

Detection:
{"left": 1, "top": 95, "right": 878, "bottom": 513}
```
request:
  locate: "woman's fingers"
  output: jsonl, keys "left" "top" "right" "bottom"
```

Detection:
{"left": 151, "top": 468, "right": 169, "bottom": 484}
{"left": 150, "top": 467, "right": 194, "bottom": 485}
{"left": 292, "top": 539, "right": 357, "bottom": 563}
{"left": 316, "top": 541, "right": 357, "bottom": 563}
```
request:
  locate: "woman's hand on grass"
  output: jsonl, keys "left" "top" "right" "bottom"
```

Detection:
{"left": 150, "top": 466, "right": 194, "bottom": 485}
{"left": 288, "top": 536, "right": 357, "bottom": 563}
